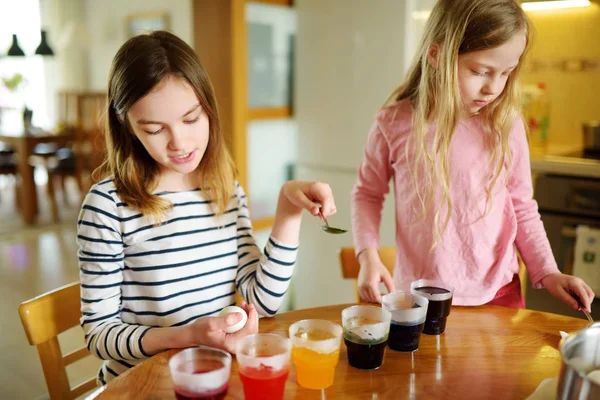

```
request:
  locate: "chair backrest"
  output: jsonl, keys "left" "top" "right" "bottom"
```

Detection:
{"left": 517, "top": 255, "right": 528, "bottom": 299}
{"left": 339, "top": 247, "right": 396, "bottom": 302}
{"left": 57, "top": 91, "right": 107, "bottom": 184}
{"left": 339, "top": 247, "right": 528, "bottom": 302}
{"left": 18, "top": 282, "right": 96, "bottom": 400}
{"left": 75, "top": 92, "right": 107, "bottom": 181}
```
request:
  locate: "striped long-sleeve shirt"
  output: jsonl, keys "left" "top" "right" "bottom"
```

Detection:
{"left": 77, "top": 179, "right": 297, "bottom": 384}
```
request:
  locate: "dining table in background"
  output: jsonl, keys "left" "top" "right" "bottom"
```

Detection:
{"left": 93, "top": 303, "right": 588, "bottom": 399}
{"left": 0, "top": 127, "right": 74, "bottom": 225}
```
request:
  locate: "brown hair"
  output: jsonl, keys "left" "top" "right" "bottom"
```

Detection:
{"left": 95, "top": 30, "right": 235, "bottom": 222}
{"left": 388, "top": 0, "right": 532, "bottom": 246}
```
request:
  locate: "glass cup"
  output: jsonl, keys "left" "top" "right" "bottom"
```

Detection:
{"left": 236, "top": 333, "right": 291, "bottom": 400}
{"left": 289, "top": 319, "right": 343, "bottom": 390}
{"left": 168, "top": 346, "right": 232, "bottom": 400}
{"left": 382, "top": 291, "right": 429, "bottom": 352}
{"left": 341, "top": 305, "right": 391, "bottom": 369}
{"left": 410, "top": 279, "right": 454, "bottom": 335}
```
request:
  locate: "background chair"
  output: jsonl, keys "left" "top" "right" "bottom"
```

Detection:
{"left": 339, "top": 247, "right": 395, "bottom": 302}
{"left": 338, "top": 246, "right": 528, "bottom": 302}
{"left": 0, "top": 142, "right": 19, "bottom": 206}
{"left": 32, "top": 92, "right": 107, "bottom": 222}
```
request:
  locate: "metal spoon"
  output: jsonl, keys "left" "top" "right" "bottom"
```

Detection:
{"left": 572, "top": 292, "right": 594, "bottom": 324}
{"left": 320, "top": 213, "right": 347, "bottom": 234}
{"left": 581, "top": 308, "right": 594, "bottom": 325}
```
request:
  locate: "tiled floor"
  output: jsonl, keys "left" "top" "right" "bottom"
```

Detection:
{"left": 0, "top": 179, "right": 101, "bottom": 399}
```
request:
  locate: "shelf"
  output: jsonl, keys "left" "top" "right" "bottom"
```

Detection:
{"left": 248, "top": 0, "right": 293, "bottom": 6}
{"left": 252, "top": 216, "right": 276, "bottom": 231}
{"left": 248, "top": 107, "right": 292, "bottom": 120}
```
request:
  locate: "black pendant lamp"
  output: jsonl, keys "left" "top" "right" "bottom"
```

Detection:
{"left": 35, "top": 30, "right": 54, "bottom": 56}
{"left": 7, "top": 34, "right": 25, "bottom": 56}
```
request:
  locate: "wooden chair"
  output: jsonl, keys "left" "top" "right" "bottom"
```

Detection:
{"left": 18, "top": 282, "right": 97, "bottom": 399}
{"left": 517, "top": 254, "right": 528, "bottom": 299}
{"left": 0, "top": 144, "right": 20, "bottom": 206}
{"left": 70, "top": 91, "right": 107, "bottom": 190}
{"left": 34, "top": 92, "right": 107, "bottom": 222}
{"left": 338, "top": 247, "right": 528, "bottom": 302}
{"left": 339, "top": 247, "right": 396, "bottom": 302}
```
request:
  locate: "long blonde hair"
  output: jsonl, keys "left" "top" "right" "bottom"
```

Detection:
{"left": 388, "top": 0, "right": 532, "bottom": 246}
{"left": 95, "top": 31, "right": 236, "bottom": 223}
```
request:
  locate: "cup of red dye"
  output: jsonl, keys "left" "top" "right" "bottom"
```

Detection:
{"left": 236, "top": 333, "right": 292, "bottom": 400}
{"left": 168, "top": 346, "right": 232, "bottom": 400}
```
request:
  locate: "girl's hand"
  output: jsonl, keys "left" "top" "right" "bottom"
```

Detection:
{"left": 280, "top": 180, "right": 337, "bottom": 217}
{"left": 187, "top": 301, "right": 259, "bottom": 353}
{"left": 541, "top": 273, "right": 595, "bottom": 312}
{"left": 357, "top": 248, "right": 395, "bottom": 303}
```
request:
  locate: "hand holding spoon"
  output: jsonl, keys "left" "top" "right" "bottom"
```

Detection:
{"left": 319, "top": 212, "right": 347, "bottom": 234}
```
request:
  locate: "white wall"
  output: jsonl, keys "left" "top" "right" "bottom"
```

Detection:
{"left": 295, "top": 0, "right": 409, "bottom": 170}
{"left": 40, "top": 0, "right": 89, "bottom": 91}
{"left": 84, "top": 0, "right": 193, "bottom": 91}
{"left": 292, "top": 0, "right": 411, "bottom": 309}
{"left": 403, "top": 0, "right": 438, "bottom": 73}
{"left": 39, "top": 0, "right": 88, "bottom": 127}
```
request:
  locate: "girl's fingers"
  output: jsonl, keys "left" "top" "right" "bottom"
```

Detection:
{"left": 311, "top": 183, "right": 336, "bottom": 216}
{"left": 585, "top": 286, "right": 596, "bottom": 312}
{"left": 556, "top": 285, "right": 580, "bottom": 311}
{"left": 296, "top": 191, "right": 320, "bottom": 215}
{"left": 573, "top": 283, "right": 592, "bottom": 312}
{"left": 205, "top": 314, "right": 242, "bottom": 331}
{"left": 381, "top": 270, "right": 396, "bottom": 295}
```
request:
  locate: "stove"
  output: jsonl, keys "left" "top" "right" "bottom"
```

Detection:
{"left": 564, "top": 148, "right": 600, "bottom": 161}
{"left": 530, "top": 171, "right": 600, "bottom": 317}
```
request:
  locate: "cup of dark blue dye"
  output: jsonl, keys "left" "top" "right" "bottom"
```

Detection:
{"left": 381, "top": 291, "right": 429, "bottom": 352}
{"left": 410, "top": 279, "right": 454, "bottom": 335}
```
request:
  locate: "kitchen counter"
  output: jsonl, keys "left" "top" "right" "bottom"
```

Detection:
{"left": 530, "top": 144, "right": 600, "bottom": 178}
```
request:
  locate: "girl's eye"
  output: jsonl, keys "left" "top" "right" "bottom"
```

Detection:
{"left": 145, "top": 127, "right": 163, "bottom": 135}
{"left": 471, "top": 70, "right": 486, "bottom": 77}
{"left": 184, "top": 116, "right": 200, "bottom": 125}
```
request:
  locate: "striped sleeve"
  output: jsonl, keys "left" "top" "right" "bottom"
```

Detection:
{"left": 78, "top": 183, "right": 151, "bottom": 361}
{"left": 234, "top": 184, "right": 298, "bottom": 316}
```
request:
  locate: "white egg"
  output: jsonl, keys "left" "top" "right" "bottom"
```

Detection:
{"left": 219, "top": 306, "right": 248, "bottom": 334}
{"left": 587, "top": 370, "right": 600, "bottom": 385}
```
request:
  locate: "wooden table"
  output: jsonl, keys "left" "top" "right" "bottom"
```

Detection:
{"left": 95, "top": 304, "right": 587, "bottom": 399}
{"left": 0, "top": 128, "right": 73, "bottom": 224}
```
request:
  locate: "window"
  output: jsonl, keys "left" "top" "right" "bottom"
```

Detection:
{"left": 0, "top": 0, "right": 49, "bottom": 131}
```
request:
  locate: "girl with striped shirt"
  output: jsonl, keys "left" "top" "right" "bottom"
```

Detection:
{"left": 78, "top": 30, "right": 337, "bottom": 384}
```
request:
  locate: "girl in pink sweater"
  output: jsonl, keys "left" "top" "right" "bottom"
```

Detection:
{"left": 351, "top": 0, "right": 594, "bottom": 311}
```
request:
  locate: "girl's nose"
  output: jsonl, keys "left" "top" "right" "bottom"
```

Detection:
{"left": 482, "top": 77, "right": 502, "bottom": 96}
{"left": 168, "top": 130, "right": 186, "bottom": 151}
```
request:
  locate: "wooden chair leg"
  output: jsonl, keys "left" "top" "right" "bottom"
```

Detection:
{"left": 14, "top": 176, "right": 21, "bottom": 210}
{"left": 46, "top": 173, "right": 59, "bottom": 223}
{"left": 79, "top": 175, "right": 92, "bottom": 206}
{"left": 56, "top": 175, "right": 68, "bottom": 207}
{"left": 74, "top": 169, "right": 85, "bottom": 196}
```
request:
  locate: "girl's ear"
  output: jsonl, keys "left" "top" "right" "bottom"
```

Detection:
{"left": 427, "top": 42, "right": 441, "bottom": 69}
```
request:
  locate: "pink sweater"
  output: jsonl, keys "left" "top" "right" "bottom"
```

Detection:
{"left": 351, "top": 100, "right": 559, "bottom": 305}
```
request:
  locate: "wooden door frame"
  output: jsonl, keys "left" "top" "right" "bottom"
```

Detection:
{"left": 192, "top": 0, "right": 293, "bottom": 229}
